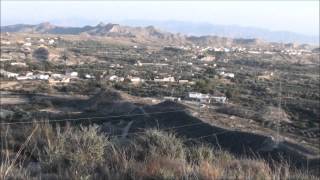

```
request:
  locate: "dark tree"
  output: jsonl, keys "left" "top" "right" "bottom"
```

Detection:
{"left": 33, "top": 47, "right": 49, "bottom": 61}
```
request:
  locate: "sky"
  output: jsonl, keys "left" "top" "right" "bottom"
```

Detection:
{"left": 1, "top": 1, "right": 319, "bottom": 36}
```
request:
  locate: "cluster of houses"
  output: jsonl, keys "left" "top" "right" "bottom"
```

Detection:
{"left": 134, "top": 61, "right": 169, "bottom": 67}
{"left": 281, "top": 49, "right": 312, "bottom": 56}
{"left": 1, "top": 36, "right": 59, "bottom": 51}
{"left": 189, "top": 44, "right": 315, "bottom": 57}
{"left": 0, "top": 69, "right": 77, "bottom": 84}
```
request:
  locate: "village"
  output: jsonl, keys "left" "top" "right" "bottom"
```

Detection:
{"left": 1, "top": 0, "right": 320, "bottom": 178}
{"left": 1, "top": 33, "right": 318, "bottom": 109}
{"left": 1, "top": 32, "right": 319, "bottom": 150}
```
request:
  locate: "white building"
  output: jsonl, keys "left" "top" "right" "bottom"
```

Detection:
{"left": 154, "top": 76, "right": 175, "bottom": 82}
{"left": 264, "top": 51, "right": 275, "bottom": 55}
{"left": 219, "top": 72, "right": 235, "bottom": 78}
{"left": 26, "top": 72, "right": 33, "bottom": 77}
{"left": 48, "top": 39, "right": 55, "bottom": 45}
{"left": 23, "top": 42, "right": 32, "bottom": 47}
{"left": 211, "top": 96, "right": 227, "bottom": 104}
{"left": 134, "top": 61, "right": 143, "bottom": 67}
{"left": 248, "top": 51, "right": 261, "bottom": 54}
{"left": 66, "top": 71, "right": 78, "bottom": 78}
{"left": 200, "top": 56, "right": 215, "bottom": 62}
{"left": 36, "top": 74, "right": 50, "bottom": 80}
{"left": 48, "top": 77, "right": 70, "bottom": 84}
{"left": 51, "top": 73, "right": 64, "bottom": 79}
{"left": 16, "top": 76, "right": 34, "bottom": 80}
{"left": 109, "top": 75, "right": 124, "bottom": 82}
{"left": 163, "top": 97, "right": 181, "bottom": 102}
{"left": 224, "top": 73, "right": 235, "bottom": 78}
{"left": 188, "top": 92, "right": 211, "bottom": 100}
{"left": 130, "top": 77, "right": 143, "bottom": 84}
{"left": 188, "top": 92, "right": 227, "bottom": 104}
{"left": 1, "top": 41, "right": 11, "bottom": 45}
{"left": 10, "top": 62, "right": 27, "bottom": 67}
{"left": 178, "top": 80, "right": 189, "bottom": 84}
{"left": 0, "top": 69, "right": 19, "bottom": 78}
{"left": 85, "top": 74, "right": 94, "bottom": 79}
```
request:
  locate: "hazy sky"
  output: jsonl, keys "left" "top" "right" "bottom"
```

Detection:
{"left": 1, "top": 1, "right": 319, "bottom": 36}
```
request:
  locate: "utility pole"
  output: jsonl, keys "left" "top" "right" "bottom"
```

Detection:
{"left": 276, "top": 76, "right": 282, "bottom": 146}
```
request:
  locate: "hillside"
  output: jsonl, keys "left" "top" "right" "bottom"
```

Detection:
{"left": 121, "top": 19, "right": 319, "bottom": 45}
{"left": 0, "top": 22, "right": 289, "bottom": 48}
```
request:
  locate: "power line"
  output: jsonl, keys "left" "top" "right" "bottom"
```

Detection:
{"left": 185, "top": 130, "right": 230, "bottom": 141}
{"left": 0, "top": 109, "right": 187, "bottom": 125}
{"left": 108, "top": 121, "right": 211, "bottom": 138}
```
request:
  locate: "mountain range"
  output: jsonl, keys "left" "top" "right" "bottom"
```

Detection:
{"left": 119, "top": 20, "right": 319, "bottom": 45}
{"left": 1, "top": 22, "right": 318, "bottom": 48}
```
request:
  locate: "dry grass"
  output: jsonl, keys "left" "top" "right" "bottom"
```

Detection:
{"left": 1, "top": 123, "right": 318, "bottom": 180}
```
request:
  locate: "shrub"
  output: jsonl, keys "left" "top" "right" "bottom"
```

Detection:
{"left": 223, "top": 158, "right": 272, "bottom": 180}
{"left": 33, "top": 47, "right": 49, "bottom": 61}
{"left": 187, "top": 145, "right": 215, "bottom": 165}
{"left": 134, "top": 129, "right": 185, "bottom": 160}
{"left": 2, "top": 125, "right": 318, "bottom": 180}
{"left": 41, "top": 125, "right": 108, "bottom": 178}
{"left": 138, "top": 157, "right": 188, "bottom": 179}
{"left": 198, "top": 161, "right": 221, "bottom": 180}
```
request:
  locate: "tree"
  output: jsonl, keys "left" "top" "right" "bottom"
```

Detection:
{"left": 33, "top": 47, "right": 49, "bottom": 61}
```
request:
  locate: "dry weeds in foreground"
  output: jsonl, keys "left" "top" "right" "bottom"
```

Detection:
{"left": 0, "top": 123, "right": 318, "bottom": 180}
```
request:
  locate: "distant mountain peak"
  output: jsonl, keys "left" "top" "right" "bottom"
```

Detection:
{"left": 36, "top": 22, "right": 55, "bottom": 29}
{"left": 96, "top": 22, "right": 106, "bottom": 27}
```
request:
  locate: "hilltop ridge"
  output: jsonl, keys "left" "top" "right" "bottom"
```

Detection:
{"left": 3, "top": 22, "right": 315, "bottom": 49}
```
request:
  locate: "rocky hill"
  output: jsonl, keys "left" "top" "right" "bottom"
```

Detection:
{"left": 1, "top": 22, "right": 273, "bottom": 47}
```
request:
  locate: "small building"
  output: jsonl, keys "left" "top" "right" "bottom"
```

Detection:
{"left": 248, "top": 51, "right": 261, "bottom": 54}
{"left": 224, "top": 73, "right": 235, "bottom": 78}
{"left": 163, "top": 96, "right": 181, "bottom": 102}
{"left": 178, "top": 80, "right": 189, "bottom": 84}
{"left": 36, "top": 74, "right": 49, "bottom": 80}
{"left": 188, "top": 92, "right": 210, "bottom": 100}
{"left": 48, "top": 77, "right": 70, "bottom": 84}
{"left": 130, "top": 77, "right": 143, "bottom": 84}
{"left": 219, "top": 72, "right": 235, "bottom": 78}
{"left": 23, "top": 42, "right": 32, "bottom": 47}
{"left": 1, "top": 41, "right": 11, "bottom": 45}
{"left": 66, "top": 71, "right": 78, "bottom": 78}
{"left": 154, "top": 76, "right": 175, "bottom": 82}
{"left": 211, "top": 96, "right": 227, "bottom": 104}
{"left": 134, "top": 61, "right": 143, "bottom": 67}
{"left": 10, "top": 62, "right": 27, "bottom": 67}
{"left": 48, "top": 39, "right": 55, "bottom": 45}
{"left": 85, "top": 74, "right": 94, "bottom": 79}
{"left": 188, "top": 92, "right": 227, "bottom": 104}
{"left": 26, "top": 72, "right": 33, "bottom": 77}
{"left": 200, "top": 56, "right": 215, "bottom": 62}
{"left": 16, "top": 76, "right": 34, "bottom": 80}
{"left": 51, "top": 73, "right": 64, "bottom": 79}
{"left": 109, "top": 75, "right": 124, "bottom": 82}
{"left": 0, "top": 69, "right": 19, "bottom": 78}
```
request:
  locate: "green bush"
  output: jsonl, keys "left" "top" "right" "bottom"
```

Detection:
{"left": 134, "top": 129, "right": 185, "bottom": 160}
